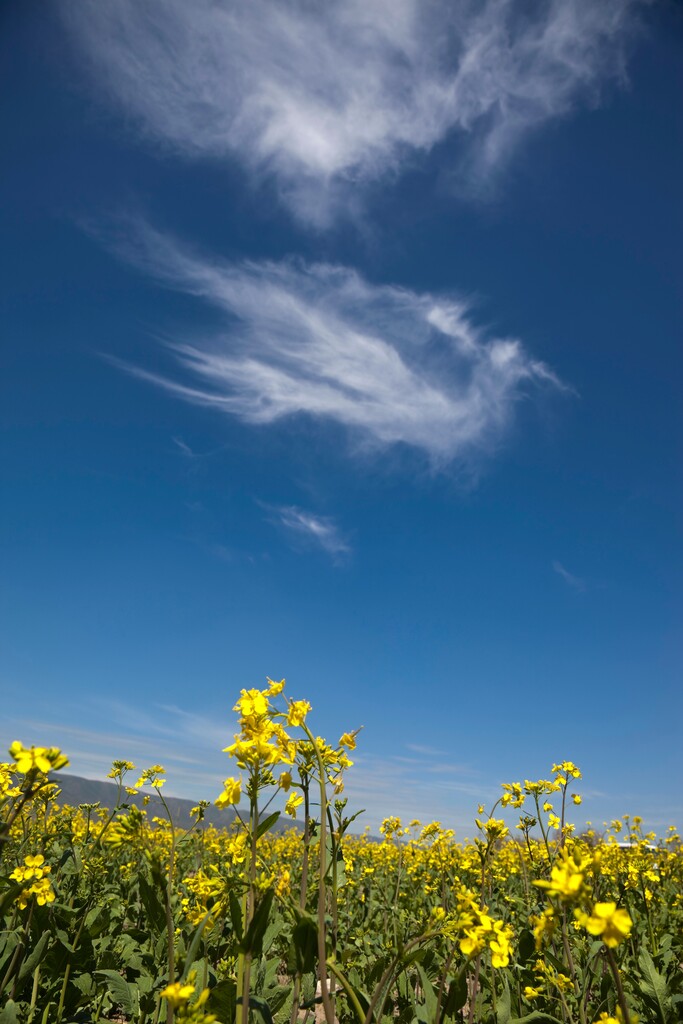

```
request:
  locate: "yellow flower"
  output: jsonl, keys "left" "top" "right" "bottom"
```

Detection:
{"left": 275, "top": 868, "right": 291, "bottom": 899}
{"left": 490, "top": 935, "right": 511, "bottom": 968}
{"left": 531, "top": 906, "right": 557, "bottom": 948}
{"left": 286, "top": 700, "right": 312, "bottom": 727}
{"left": 161, "top": 981, "right": 197, "bottom": 1008}
{"left": 380, "top": 816, "right": 404, "bottom": 839}
{"left": 339, "top": 731, "right": 357, "bottom": 751}
{"left": 215, "top": 777, "right": 242, "bottom": 808}
{"left": 107, "top": 760, "right": 136, "bottom": 779}
{"left": 572, "top": 793, "right": 582, "bottom": 805}
{"left": 234, "top": 688, "right": 269, "bottom": 718}
{"left": 553, "top": 761, "right": 582, "bottom": 779}
{"left": 501, "top": 782, "right": 525, "bottom": 808}
{"left": 9, "top": 742, "right": 68, "bottom": 774}
{"left": 10, "top": 855, "right": 55, "bottom": 909}
{"left": 278, "top": 771, "right": 292, "bottom": 791}
{"left": 134, "top": 765, "right": 166, "bottom": 789}
{"left": 475, "top": 817, "right": 509, "bottom": 842}
{"left": 267, "top": 677, "right": 286, "bottom": 696}
{"left": 524, "top": 986, "right": 541, "bottom": 1000}
{"left": 284, "top": 792, "right": 303, "bottom": 818}
{"left": 534, "top": 855, "right": 585, "bottom": 902}
{"left": 574, "top": 902, "right": 632, "bottom": 948}
{"left": 460, "top": 929, "right": 485, "bottom": 958}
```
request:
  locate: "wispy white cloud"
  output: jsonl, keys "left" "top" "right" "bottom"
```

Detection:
{"left": 406, "top": 742, "right": 447, "bottom": 757}
{"left": 61, "top": 0, "right": 643, "bottom": 223}
{"left": 172, "top": 436, "right": 195, "bottom": 457}
{"left": 553, "top": 560, "right": 586, "bottom": 591}
{"left": 266, "top": 505, "right": 351, "bottom": 560}
{"left": 104, "top": 223, "right": 563, "bottom": 466}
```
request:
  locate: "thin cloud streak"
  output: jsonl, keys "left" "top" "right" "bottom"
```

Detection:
{"left": 61, "top": 0, "right": 643, "bottom": 223}
{"left": 268, "top": 505, "right": 351, "bottom": 559}
{"left": 553, "top": 560, "right": 586, "bottom": 591}
{"left": 105, "top": 224, "right": 563, "bottom": 466}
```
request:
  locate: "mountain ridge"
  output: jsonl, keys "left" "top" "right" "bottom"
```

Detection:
{"left": 52, "top": 773, "right": 300, "bottom": 832}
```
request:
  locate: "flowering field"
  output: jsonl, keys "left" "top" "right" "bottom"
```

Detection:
{"left": 1, "top": 681, "right": 681, "bottom": 1024}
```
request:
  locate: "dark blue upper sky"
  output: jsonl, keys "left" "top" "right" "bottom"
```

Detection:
{"left": 1, "top": 0, "right": 681, "bottom": 830}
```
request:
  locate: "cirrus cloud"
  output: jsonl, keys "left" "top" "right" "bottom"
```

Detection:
{"left": 103, "top": 222, "right": 564, "bottom": 466}
{"left": 61, "top": 0, "right": 643, "bottom": 223}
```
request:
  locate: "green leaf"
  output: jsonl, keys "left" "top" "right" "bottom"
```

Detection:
{"left": 416, "top": 964, "right": 437, "bottom": 1023}
{"left": 242, "top": 889, "right": 275, "bottom": 957}
{"left": 207, "top": 978, "right": 237, "bottom": 1023}
{"left": 95, "top": 969, "right": 136, "bottom": 1015}
{"left": 0, "top": 1001, "right": 18, "bottom": 1024}
{"left": 325, "top": 834, "right": 347, "bottom": 888}
{"left": 137, "top": 972, "right": 155, "bottom": 995}
{"left": 229, "top": 890, "right": 243, "bottom": 940}
{"left": 517, "top": 929, "right": 535, "bottom": 966}
{"left": 261, "top": 919, "right": 281, "bottom": 956}
{"left": 72, "top": 972, "right": 96, "bottom": 998}
{"left": 257, "top": 812, "right": 281, "bottom": 840}
{"left": 443, "top": 968, "right": 468, "bottom": 1017}
{"left": 17, "top": 930, "right": 50, "bottom": 983}
{"left": 541, "top": 949, "right": 566, "bottom": 976}
{"left": 180, "top": 912, "right": 211, "bottom": 981}
{"left": 138, "top": 874, "right": 167, "bottom": 935}
{"left": 85, "top": 904, "right": 110, "bottom": 938}
{"left": 264, "top": 982, "right": 291, "bottom": 1017}
{"left": 0, "top": 885, "right": 23, "bottom": 918}
{"left": 638, "top": 948, "right": 672, "bottom": 1024}
{"left": 247, "top": 994, "right": 275, "bottom": 1024}
{"left": 55, "top": 928, "right": 75, "bottom": 954}
{"left": 497, "top": 978, "right": 511, "bottom": 1024}
{"left": 287, "top": 916, "right": 318, "bottom": 975}
{"left": 510, "top": 1013, "right": 565, "bottom": 1024}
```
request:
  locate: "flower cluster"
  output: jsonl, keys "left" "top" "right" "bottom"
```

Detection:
{"left": 160, "top": 971, "right": 216, "bottom": 1022}
{"left": 446, "top": 889, "right": 514, "bottom": 968}
{"left": 217, "top": 678, "right": 356, "bottom": 812}
{"left": 9, "top": 853, "right": 56, "bottom": 910}
{"left": 9, "top": 741, "right": 68, "bottom": 775}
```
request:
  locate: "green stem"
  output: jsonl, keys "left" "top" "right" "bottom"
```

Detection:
{"left": 300, "top": 724, "right": 336, "bottom": 1024}
{"left": 56, "top": 901, "right": 90, "bottom": 1024}
{"left": 27, "top": 964, "right": 41, "bottom": 1023}
{"left": 434, "top": 950, "right": 457, "bottom": 1024}
{"left": 237, "top": 774, "right": 259, "bottom": 1024}
{"left": 153, "top": 787, "right": 181, "bottom": 1024}
{"left": 606, "top": 947, "right": 631, "bottom": 1024}
{"left": 290, "top": 781, "right": 312, "bottom": 1024}
{"left": 467, "top": 954, "right": 481, "bottom": 1024}
{"left": 491, "top": 962, "right": 497, "bottom": 1016}
{"left": 326, "top": 959, "right": 364, "bottom": 1024}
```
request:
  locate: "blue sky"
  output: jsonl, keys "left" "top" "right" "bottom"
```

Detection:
{"left": 1, "top": 1, "right": 681, "bottom": 833}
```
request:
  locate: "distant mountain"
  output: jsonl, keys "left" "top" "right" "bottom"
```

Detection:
{"left": 53, "top": 773, "right": 300, "bottom": 833}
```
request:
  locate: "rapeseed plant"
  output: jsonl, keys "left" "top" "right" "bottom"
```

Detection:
{"left": 0, "top": 686, "right": 681, "bottom": 1024}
